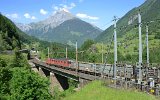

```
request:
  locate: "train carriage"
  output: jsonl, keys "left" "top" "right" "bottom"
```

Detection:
{"left": 46, "top": 58, "right": 72, "bottom": 68}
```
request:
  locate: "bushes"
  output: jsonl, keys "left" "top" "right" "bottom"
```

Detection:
{"left": 0, "top": 67, "right": 12, "bottom": 96}
{"left": 0, "top": 54, "right": 52, "bottom": 100}
{"left": 154, "top": 33, "right": 160, "bottom": 39}
{"left": 10, "top": 67, "right": 52, "bottom": 100}
{"left": 9, "top": 48, "right": 29, "bottom": 68}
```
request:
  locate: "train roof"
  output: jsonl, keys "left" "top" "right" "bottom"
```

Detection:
{"left": 49, "top": 58, "right": 69, "bottom": 60}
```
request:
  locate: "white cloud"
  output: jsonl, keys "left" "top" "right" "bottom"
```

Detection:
{"left": 54, "top": 6, "right": 59, "bottom": 10}
{"left": 60, "top": 8, "right": 69, "bottom": 12}
{"left": 40, "top": 9, "right": 48, "bottom": 15}
{"left": 60, "top": 2, "right": 76, "bottom": 10}
{"left": 24, "top": 13, "right": 36, "bottom": 20}
{"left": 31, "top": 16, "right": 36, "bottom": 20}
{"left": 52, "top": 2, "right": 76, "bottom": 14}
{"left": 24, "top": 13, "right": 31, "bottom": 18}
{"left": 11, "top": 14, "right": 18, "bottom": 18}
{"left": 76, "top": 13, "right": 99, "bottom": 20}
{"left": 6, "top": 13, "right": 19, "bottom": 19}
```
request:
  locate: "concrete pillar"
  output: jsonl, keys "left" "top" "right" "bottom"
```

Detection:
{"left": 32, "top": 67, "right": 39, "bottom": 73}
{"left": 39, "top": 67, "right": 45, "bottom": 77}
{"left": 78, "top": 78, "right": 90, "bottom": 88}
{"left": 50, "top": 72, "right": 63, "bottom": 92}
{"left": 28, "top": 61, "right": 39, "bottom": 73}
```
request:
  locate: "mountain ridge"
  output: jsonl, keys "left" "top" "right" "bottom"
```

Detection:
{"left": 16, "top": 10, "right": 102, "bottom": 46}
{"left": 95, "top": 0, "right": 160, "bottom": 43}
{"left": 92, "top": 0, "right": 160, "bottom": 63}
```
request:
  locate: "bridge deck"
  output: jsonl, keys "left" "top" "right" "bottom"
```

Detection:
{"left": 32, "top": 59, "right": 100, "bottom": 81}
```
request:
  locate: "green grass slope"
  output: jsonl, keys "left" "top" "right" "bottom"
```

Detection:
{"left": 64, "top": 81, "right": 157, "bottom": 100}
{"left": 96, "top": 0, "right": 160, "bottom": 43}
{"left": 92, "top": 0, "right": 160, "bottom": 64}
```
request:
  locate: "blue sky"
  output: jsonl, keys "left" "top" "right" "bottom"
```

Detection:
{"left": 0, "top": 0, "right": 145, "bottom": 30}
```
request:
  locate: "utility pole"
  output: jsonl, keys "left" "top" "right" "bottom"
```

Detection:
{"left": 138, "top": 10, "right": 142, "bottom": 83}
{"left": 146, "top": 24, "right": 149, "bottom": 67}
{"left": 102, "top": 43, "right": 104, "bottom": 64}
{"left": 48, "top": 47, "right": 50, "bottom": 58}
{"left": 145, "top": 24, "right": 149, "bottom": 81}
{"left": 113, "top": 16, "right": 118, "bottom": 80}
{"left": 76, "top": 41, "right": 78, "bottom": 75}
{"left": 66, "top": 46, "right": 68, "bottom": 59}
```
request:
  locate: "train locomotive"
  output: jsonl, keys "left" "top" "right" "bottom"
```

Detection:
{"left": 46, "top": 58, "right": 72, "bottom": 67}
{"left": 45, "top": 58, "right": 113, "bottom": 76}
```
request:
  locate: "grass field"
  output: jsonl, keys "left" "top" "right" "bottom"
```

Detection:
{"left": 64, "top": 81, "right": 158, "bottom": 100}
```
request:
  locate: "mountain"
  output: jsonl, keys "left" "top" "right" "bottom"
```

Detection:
{"left": 0, "top": 13, "right": 68, "bottom": 53}
{"left": 41, "top": 18, "right": 102, "bottom": 46}
{"left": 15, "top": 23, "right": 32, "bottom": 32}
{"left": 16, "top": 10, "right": 102, "bottom": 46}
{"left": 0, "top": 13, "right": 21, "bottom": 50}
{"left": 93, "top": 0, "right": 160, "bottom": 63}
{"left": 95, "top": 0, "right": 160, "bottom": 43}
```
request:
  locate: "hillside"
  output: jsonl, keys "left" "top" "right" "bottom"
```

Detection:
{"left": 0, "top": 13, "right": 48, "bottom": 51}
{"left": 43, "top": 18, "right": 101, "bottom": 46}
{"left": 0, "top": 13, "right": 45, "bottom": 50}
{"left": 96, "top": 0, "right": 160, "bottom": 43}
{"left": 90, "top": 0, "right": 160, "bottom": 64}
{"left": 16, "top": 10, "right": 102, "bottom": 46}
{"left": 0, "top": 13, "right": 21, "bottom": 50}
{"left": 1, "top": 13, "right": 74, "bottom": 61}
{"left": 64, "top": 81, "right": 157, "bottom": 100}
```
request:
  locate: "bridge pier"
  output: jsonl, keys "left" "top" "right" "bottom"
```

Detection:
{"left": 78, "top": 78, "right": 90, "bottom": 88}
{"left": 39, "top": 67, "right": 46, "bottom": 77}
{"left": 50, "top": 72, "right": 63, "bottom": 92}
{"left": 31, "top": 67, "right": 39, "bottom": 73}
{"left": 29, "top": 61, "right": 39, "bottom": 73}
{"left": 39, "top": 67, "right": 50, "bottom": 77}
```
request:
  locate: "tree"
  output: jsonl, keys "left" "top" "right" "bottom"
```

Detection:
{"left": 0, "top": 57, "right": 7, "bottom": 67}
{"left": 80, "top": 39, "right": 95, "bottom": 50}
{"left": 0, "top": 67, "right": 12, "bottom": 95}
{"left": 0, "top": 58, "right": 12, "bottom": 99}
{"left": 0, "top": 33, "right": 5, "bottom": 51}
{"left": 9, "top": 48, "right": 29, "bottom": 68}
{"left": 9, "top": 67, "right": 52, "bottom": 100}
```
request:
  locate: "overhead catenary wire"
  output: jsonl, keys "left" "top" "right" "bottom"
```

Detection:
{"left": 100, "top": 20, "right": 113, "bottom": 29}
{"left": 49, "top": 10, "right": 160, "bottom": 64}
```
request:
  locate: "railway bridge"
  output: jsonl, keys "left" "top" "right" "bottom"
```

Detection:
{"left": 30, "top": 57, "right": 160, "bottom": 96}
{"left": 30, "top": 58, "right": 104, "bottom": 91}
{"left": 27, "top": 11, "right": 160, "bottom": 95}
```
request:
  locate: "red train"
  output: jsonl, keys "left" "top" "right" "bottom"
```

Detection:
{"left": 46, "top": 58, "right": 72, "bottom": 67}
{"left": 45, "top": 58, "right": 109, "bottom": 75}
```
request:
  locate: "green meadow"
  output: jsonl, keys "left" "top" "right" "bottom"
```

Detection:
{"left": 64, "top": 81, "right": 158, "bottom": 100}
